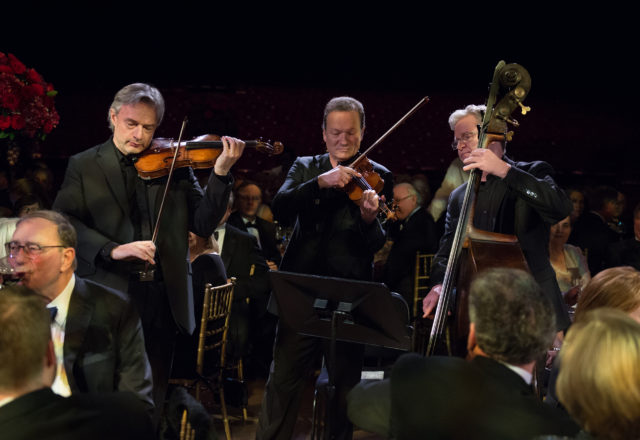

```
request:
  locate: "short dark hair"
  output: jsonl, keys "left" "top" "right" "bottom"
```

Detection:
{"left": 468, "top": 268, "right": 556, "bottom": 364}
{"left": 587, "top": 185, "right": 618, "bottom": 211}
{"left": 0, "top": 285, "right": 51, "bottom": 391}
{"left": 322, "top": 96, "right": 365, "bottom": 131}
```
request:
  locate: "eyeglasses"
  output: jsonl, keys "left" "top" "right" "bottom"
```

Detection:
{"left": 5, "top": 241, "right": 66, "bottom": 258}
{"left": 394, "top": 194, "right": 414, "bottom": 204}
{"left": 450, "top": 131, "right": 478, "bottom": 150}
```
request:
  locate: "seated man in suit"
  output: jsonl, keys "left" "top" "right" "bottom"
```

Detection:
{"left": 0, "top": 284, "right": 154, "bottom": 440}
{"left": 215, "top": 193, "right": 273, "bottom": 377}
{"left": 382, "top": 182, "right": 438, "bottom": 313}
{"left": 6, "top": 210, "right": 153, "bottom": 411}
{"left": 347, "top": 268, "right": 580, "bottom": 440}
{"left": 604, "top": 201, "right": 640, "bottom": 270}
{"left": 227, "top": 181, "right": 281, "bottom": 270}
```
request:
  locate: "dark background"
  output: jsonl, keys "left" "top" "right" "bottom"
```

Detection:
{"left": 2, "top": 8, "right": 639, "bottom": 218}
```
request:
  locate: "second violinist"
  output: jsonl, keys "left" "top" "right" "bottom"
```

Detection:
{"left": 257, "top": 96, "right": 393, "bottom": 440}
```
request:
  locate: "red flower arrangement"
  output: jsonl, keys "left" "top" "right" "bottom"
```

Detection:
{"left": 0, "top": 52, "right": 60, "bottom": 141}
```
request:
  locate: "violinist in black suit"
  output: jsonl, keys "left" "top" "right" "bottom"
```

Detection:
{"left": 347, "top": 268, "right": 580, "bottom": 440}
{"left": 52, "top": 83, "right": 245, "bottom": 423}
{"left": 257, "top": 96, "right": 393, "bottom": 440}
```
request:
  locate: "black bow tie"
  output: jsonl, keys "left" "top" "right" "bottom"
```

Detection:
{"left": 48, "top": 306, "right": 58, "bottom": 322}
{"left": 245, "top": 222, "right": 258, "bottom": 229}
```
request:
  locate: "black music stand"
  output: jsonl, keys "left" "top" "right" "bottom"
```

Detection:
{"left": 270, "top": 270, "right": 412, "bottom": 439}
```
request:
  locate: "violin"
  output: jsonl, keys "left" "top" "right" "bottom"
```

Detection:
{"left": 342, "top": 153, "right": 398, "bottom": 222}
{"left": 341, "top": 97, "right": 430, "bottom": 223}
{"left": 134, "top": 134, "right": 284, "bottom": 179}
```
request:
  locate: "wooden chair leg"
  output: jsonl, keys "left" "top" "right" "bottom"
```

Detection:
{"left": 219, "top": 386, "right": 232, "bottom": 440}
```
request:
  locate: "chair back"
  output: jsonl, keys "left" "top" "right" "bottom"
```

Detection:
{"left": 196, "top": 278, "right": 236, "bottom": 377}
{"left": 413, "top": 252, "right": 434, "bottom": 317}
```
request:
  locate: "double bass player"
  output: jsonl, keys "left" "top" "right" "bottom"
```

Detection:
{"left": 422, "top": 103, "right": 573, "bottom": 343}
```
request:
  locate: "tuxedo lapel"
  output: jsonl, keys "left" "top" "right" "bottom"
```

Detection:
{"left": 63, "top": 278, "right": 94, "bottom": 392}
{"left": 95, "top": 141, "right": 130, "bottom": 217}
{"left": 221, "top": 226, "right": 236, "bottom": 271}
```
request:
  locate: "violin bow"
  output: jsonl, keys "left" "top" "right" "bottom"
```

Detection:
{"left": 348, "top": 96, "right": 429, "bottom": 169}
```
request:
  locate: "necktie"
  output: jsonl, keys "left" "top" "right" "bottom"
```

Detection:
{"left": 48, "top": 306, "right": 58, "bottom": 322}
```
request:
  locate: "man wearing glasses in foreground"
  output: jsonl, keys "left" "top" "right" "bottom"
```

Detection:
{"left": 6, "top": 210, "right": 153, "bottom": 413}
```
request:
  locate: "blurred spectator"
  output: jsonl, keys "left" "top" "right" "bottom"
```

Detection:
{"left": 566, "top": 187, "right": 585, "bottom": 226}
{"left": 548, "top": 216, "right": 590, "bottom": 310}
{"left": 604, "top": 202, "right": 640, "bottom": 270}
{"left": 556, "top": 308, "right": 640, "bottom": 440}
{"left": 570, "top": 185, "right": 621, "bottom": 274}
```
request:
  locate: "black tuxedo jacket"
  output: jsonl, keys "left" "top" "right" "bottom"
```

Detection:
{"left": 220, "top": 223, "right": 270, "bottom": 302}
{"left": 227, "top": 210, "right": 282, "bottom": 265}
{"left": 382, "top": 207, "right": 438, "bottom": 301}
{"left": 389, "top": 353, "right": 580, "bottom": 440}
{"left": 64, "top": 277, "right": 153, "bottom": 411}
{"left": 271, "top": 153, "right": 392, "bottom": 282}
{"left": 571, "top": 211, "right": 621, "bottom": 274}
{"left": 431, "top": 159, "right": 572, "bottom": 330}
{"left": 604, "top": 237, "right": 640, "bottom": 270}
{"left": 0, "top": 388, "right": 154, "bottom": 440}
{"left": 52, "top": 139, "right": 232, "bottom": 334}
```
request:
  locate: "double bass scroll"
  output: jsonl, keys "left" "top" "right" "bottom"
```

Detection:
{"left": 425, "top": 61, "right": 532, "bottom": 357}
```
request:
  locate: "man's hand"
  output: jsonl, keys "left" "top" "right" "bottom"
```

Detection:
{"left": 317, "top": 165, "right": 360, "bottom": 189}
{"left": 214, "top": 136, "right": 245, "bottom": 176}
{"left": 462, "top": 145, "right": 511, "bottom": 178}
{"left": 266, "top": 260, "right": 278, "bottom": 271}
{"left": 422, "top": 284, "right": 443, "bottom": 318}
{"left": 359, "top": 189, "right": 379, "bottom": 224}
{"left": 111, "top": 241, "right": 156, "bottom": 265}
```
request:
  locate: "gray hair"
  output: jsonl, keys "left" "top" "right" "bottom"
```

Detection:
{"left": 395, "top": 182, "right": 422, "bottom": 206}
{"left": 448, "top": 104, "right": 486, "bottom": 131}
{"left": 108, "top": 83, "right": 165, "bottom": 131}
{"left": 469, "top": 268, "right": 556, "bottom": 365}
{"left": 322, "top": 96, "right": 365, "bottom": 131}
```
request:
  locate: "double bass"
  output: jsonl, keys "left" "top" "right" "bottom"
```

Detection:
{"left": 425, "top": 61, "right": 533, "bottom": 357}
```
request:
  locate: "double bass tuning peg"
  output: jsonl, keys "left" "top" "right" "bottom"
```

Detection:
{"left": 518, "top": 101, "right": 531, "bottom": 115}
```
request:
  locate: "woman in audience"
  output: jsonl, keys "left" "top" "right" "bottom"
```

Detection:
{"left": 556, "top": 307, "right": 640, "bottom": 440}
{"left": 549, "top": 216, "right": 590, "bottom": 311}
{"left": 574, "top": 265, "right": 640, "bottom": 323}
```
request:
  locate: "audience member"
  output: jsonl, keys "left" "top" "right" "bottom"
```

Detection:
{"left": 227, "top": 181, "right": 281, "bottom": 270}
{"left": 171, "top": 232, "right": 228, "bottom": 379}
{"left": 0, "top": 284, "right": 154, "bottom": 440}
{"left": 574, "top": 266, "right": 640, "bottom": 323}
{"left": 13, "top": 194, "right": 45, "bottom": 217}
{"left": 545, "top": 266, "right": 640, "bottom": 409}
{"left": 215, "top": 194, "right": 273, "bottom": 378}
{"left": 382, "top": 182, "right": 438, "bottom": 313}
{"left": 549, "top": 216, "right": 590, "bottom": 309}
{"left": 7, "top": 210, "right": 153, "bottom": 410}
{"left": 347, "top": 268, "right": 580, "bottom": 439}
{"left": 570, "top": 185, "right": 621, "bottom": 274}
{"left": 0, "top": 217, "right": 18, "bottom": 259}
{"left": 566, "top": 187, "right": 585, "bottom": 226}
{"left": 604, "top": 201, "right": 640, "bottom": 270}
{"left": 556, "top": 308, "right": 640, "bottom": 440}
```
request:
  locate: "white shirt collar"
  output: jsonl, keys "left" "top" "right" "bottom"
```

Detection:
{"left": 48, "top": 274, "right": 76, "bottom": 329}
{"left": 500, "top": 361, "right": 533, "bottom": 385}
